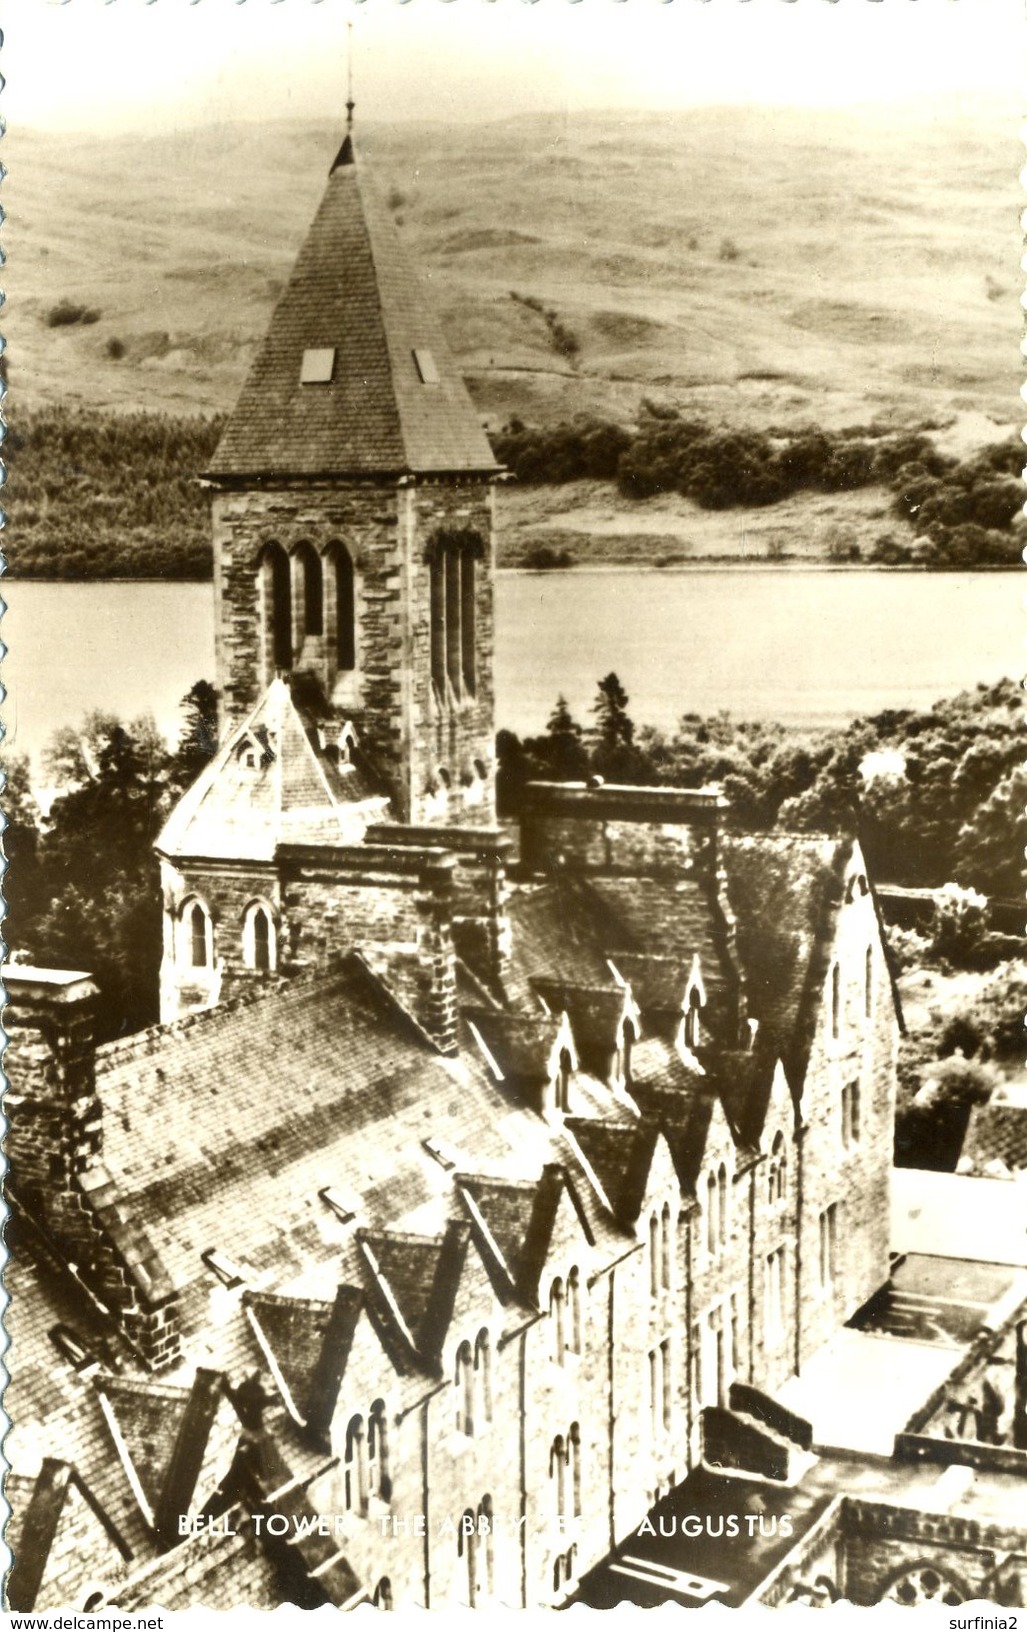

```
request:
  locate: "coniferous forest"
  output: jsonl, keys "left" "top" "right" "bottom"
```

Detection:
{"left": 4, "top": 404, "right": 1023, "bottom": 577}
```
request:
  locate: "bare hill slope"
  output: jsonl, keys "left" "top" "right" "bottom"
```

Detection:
{"left": 6, "top": 99, "right": 1021, "bottom": 435}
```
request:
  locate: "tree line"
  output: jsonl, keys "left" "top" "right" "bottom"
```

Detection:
{"left": 492, "top": 408, "right": 1023, "bottom": 569}
{"left": 5, "top": 675, "right": 1022, "bottom": 1140}
{"left": 498, "top": 674, "right": 1026, "bottom": 902}
{"left": 4, "top": 682, "right": 218, "bottom": 1042}
{"left": 5, "top": 404, "right": 1021, "bottom": 578}
{"left": 7, "top": 408, "right": 224, "bottom": 578}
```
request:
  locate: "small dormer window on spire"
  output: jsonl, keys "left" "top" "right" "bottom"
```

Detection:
{"left": 300, "top": 348, "right": 336, "bottom": 384}
{"left": 413, "top": 348, "right": 440, "bottom": 385}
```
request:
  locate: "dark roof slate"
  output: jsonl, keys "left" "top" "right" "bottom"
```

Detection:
{"left": 243, "top": 1289, "right": 362, "bottom": 1434}
{"left": 209, "top": 141, "right": 497, "bottom": 480}
{"left": 466, "top": 1007, "right": 561, "bottom": 1087}
{"left": 97, "top": 1375, "right": 194, "bottom": 1517}
{"left": 563, "top": 1119, "right": 658, "bottom": 1227}
{"left": 721, "top": 833, "right": 852, "bottom": 1088}
{"left": 960, "top": 1101, "right": 1027, "bottom": 1176}
{"left": 458, "top": 1168, "right": 565, "bottom": 1305}
{"left": 359, "top": 1219, "right": 470, "bottom": 1371}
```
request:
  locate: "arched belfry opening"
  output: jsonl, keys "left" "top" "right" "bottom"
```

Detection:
{"left": 426, "top": 528, "right": 486, "bottom": 706}
{"left": 330, "top": 542, "right": 357, "bottom": 673}
{"left": 293, "top": 541, "right": 323, "bottom": 642}
{"left": 259, "top": 544, "right": 292, "bottom": 675}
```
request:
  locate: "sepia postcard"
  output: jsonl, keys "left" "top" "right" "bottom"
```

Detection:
{"left": 1, "top": 0, "right": 1025, "bottom": 1621}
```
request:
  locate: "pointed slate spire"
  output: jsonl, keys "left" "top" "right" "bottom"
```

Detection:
{"left": 209, "top": 104, "right": 497, "bottom": 481}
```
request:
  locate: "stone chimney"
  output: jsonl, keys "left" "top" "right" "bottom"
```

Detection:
{"left": 5, "top": 966, "right": 183, "bottom": 1374}
{"left": 417, "top": 856, "right": 459, "bottom": 1056}
{"left": 5, "top": 967, "right": 103, "bottom": 1248}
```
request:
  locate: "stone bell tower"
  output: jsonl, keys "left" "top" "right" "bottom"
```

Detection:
{"left": 203, "top": 115, "right": 500, "bottom": 827}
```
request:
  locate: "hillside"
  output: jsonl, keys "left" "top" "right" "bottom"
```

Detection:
{"left": 5, "top": 99, "right": 1021, "bottom": 435}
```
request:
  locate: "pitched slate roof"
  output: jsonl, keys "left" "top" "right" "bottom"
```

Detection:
{"left": 960, "top": 1101, "right": 1027, "bottom": 1177}
{"left": 721, "top": 832, "right": 852, "bottom": 1088}
{"left": 208, "top": 136, "right": 498, "bottom": 480}
{"left": 158, "top": 679, "right": 387, "bottom": 863}
{"left": 501, "top": 873, "right": 739, "bottom": 1043}
{"left": 5, "top": 1461, "right": 128, "bottom": 1612}
{"left": 502, "top": 880, "right": 618, "bottom": 1006}
{"left": 359, "top": 1219, "right": 471, "bottom": 1372}
{"left": 97, "top": 1373, "right": 218, "bottom": 1523}
{"left": 465, "top": 1007, "right": 563, "bottom": 1088}
{"left": 244, "top": 1287, "right": 363, "bottom": 1437}
{"left": 91, "top": 955, "right": 592, "bottom": 1401}
{"left": 563, "top": 1119, "right": 658, "bottom": 1227}
{"left": 457, "top": 1167, "right": 567, "bottom": 1305}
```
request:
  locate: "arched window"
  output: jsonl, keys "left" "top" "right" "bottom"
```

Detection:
{"left": 331, "top": 543, "right": 356, "bottom": 672}
{"left": 344, "top": 1415, "right": 366, "bottom": 1514}
{"left": 718, "top": 1163, "right": 729, "bottom": 1247}
{"left": 445, "top": 548, "right": 462, "bottom": 695}
{"left": 188, "top": 901, "right": 210, "bottom": 968}
{"left": 455, "top": 1341, "right": 475, "bottom": 1436}
{"left": 879, "top": 1565, "right": 966, "bottom": 1607}
{"left": 649, "top": 1213, "right": 660, "bottom": 1298}
{"left": 260, "top": 543, "right": 292, "bottom": 671}
{"left": 555, "top": 1047, "right": 572, "bottom": 1114}
{"left": 685, "top": 986, "right": 702, "bottom": 1050}
{"left": 769, "top": 1130, "right": 787, "bottom": 1207}
{"left": 568, "top": 1423, "right": 582, "bottom": 1517}
{"left": 427, "top": 532, "right": 483, "bottom": 705}
{"left": 474, "top": 1329, "right": 492, "bottom": 1427}
{"left": 865, "top": 945, "right": 874, "bottom": 1020}
{"left": 649, "top": 1345, "right": 663, "bottom": 1440}
{"left": 660, "top": 1201, "right": 673, "bottom": 1292}
{"left": 706, "top": 1169, "right": 718, "bottom": 1257}
{"left": 429, "top": 553, "right": 446, "bottom": 697}
{"left": 830, "top": 963, "right": 841, "bottom": 1039}
{"left": 620, "top": 1018, "right": 635, "bottom": 1086}
{"left": 243, "top": 901, "right": 275, "bottom": 973}
{"left": 461, "top": 550, "right": 476, "bottom": 695}
{"left": 567, "top": 1267, "right": 582, "bottom": 1354}
{"left": 550, "top": 1277, "right": 566, "bottom": 1364}
{"left": 294, "top": 541, "right": 323, "bottom": 638}
{"left": 368, "top": 1399, "right": 389, "bottom": 1500}
{"left": 458, "top": 1508, "right": 478, "bottom": 1607}
{"left": 478, "top": 1495, "right": 495, "bottom": 1599}
{"left": 550, "top": 1434, "right": 566, "bottom": 1519}
{"left": 372, "top": 1577, "right": 393, "bottom": 1611}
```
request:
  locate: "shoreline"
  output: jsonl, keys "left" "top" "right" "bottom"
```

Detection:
{"left": 4, "top": 561, "right": 1022, "bottom": 587}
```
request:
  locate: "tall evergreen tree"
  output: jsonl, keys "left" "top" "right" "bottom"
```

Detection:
{"left": 543, "top": 694, "right": 590, "bottom": 781}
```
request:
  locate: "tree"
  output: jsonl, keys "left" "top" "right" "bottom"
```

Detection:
{"left": 590, "top": 673, "right": 647, "bottom": 783}
{"left": 2, "top": 754, "right": 45, "bottom": 957}
{"left": 954, "top": 764, "right": 1027, "bottom": 899}
{"left": 540, "top": 696, "right": 590, "bottom": 782}
{"left": 170, "top": 679, "right": 220, "bottom": 792}
{"left": 16, "top": 710, "right": 187, "bottom": 1041}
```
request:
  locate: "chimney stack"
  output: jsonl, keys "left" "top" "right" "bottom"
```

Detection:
{"left": 5, "top": 967, "right": 102, "bottom": 1241}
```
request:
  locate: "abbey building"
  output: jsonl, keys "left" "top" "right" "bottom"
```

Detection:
{"left": 8, "top": 116, "right": 1024, "bottom": 1615}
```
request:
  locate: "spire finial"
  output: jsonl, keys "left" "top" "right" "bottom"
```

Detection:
{"left": 346, "top": 19, "right": 355, "bottom": 133}
{"left": 330, "top": 20, "right": 357, "bottom": 171}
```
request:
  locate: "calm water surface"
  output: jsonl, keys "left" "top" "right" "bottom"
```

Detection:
{"left": 3, "top": 569, "right": 1021, "bottom": 771}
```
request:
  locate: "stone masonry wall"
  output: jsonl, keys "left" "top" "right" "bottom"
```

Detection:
{"left": 840, "top": 1498, "right": 1027, "bottom": 1606}
{"left": 796, "top": 870, "right": 897, "bottom": 1373}
{"left": 519, "top": 787, "right": 723, "bottom": 878}
{"left": 211, "top": 476, "right": 496, "bottom": 825}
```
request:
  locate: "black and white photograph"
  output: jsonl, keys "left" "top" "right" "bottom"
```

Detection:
{"left": 1, "top": 0, "right": 1025, "bottom": 1616}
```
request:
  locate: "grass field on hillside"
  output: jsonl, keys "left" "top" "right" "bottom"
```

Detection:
{"left": 6, "top": 99, "right": 1020, "bottom": 437}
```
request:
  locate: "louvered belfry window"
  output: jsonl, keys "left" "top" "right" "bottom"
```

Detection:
{"left": 426, "top": 529, "right": 484, "bottom": 704}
